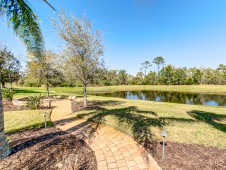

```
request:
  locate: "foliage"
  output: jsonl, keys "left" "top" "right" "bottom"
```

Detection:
{"left": 2, "top": 89, "right": 15, "bottom": 101}
{"left": 140, "top": 61, "right": 152, "bottom": 76}
{"left": 0, "top": 46, "right": 21, "bottom": 88}
{"left": 153, "top": 56, "right": 165, "bottom": 75}
{"left": 0, "top": 0, "right": 45, "bottom": 56}
{"left": 25, "top": 95, "right": 44, "bottom": 110}
{"left": 23, "top": 61, "right": 42, "bottom": 87}
{"left": 53, "top": 10, "right": 104, "bottom": 106}
{"left": 40, "top": 50, "right": 64, "bottom": 96}
{"left": 23, "top": 51, "right": 63, "bottom": 90}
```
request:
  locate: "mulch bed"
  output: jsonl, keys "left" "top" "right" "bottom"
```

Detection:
{"left": 151, "top": 141, "right": 226, "bottom": 170}
{"left": 0, "top": 127, "right": 97, "bottom": 170}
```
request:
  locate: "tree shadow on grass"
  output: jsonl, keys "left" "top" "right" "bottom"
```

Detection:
{"left": 77, "top": 106, "right": 195, "bottom": 155}
{"left": 14, "top": 89, "right": 42, "bottom": 94}
{"left": 90, "top": 100, "right": 125, "bottom": 106}
{"left": 71, "top": 100, "right": 125, "bottom": 113}
{"left": 187, "top": 110, "right": 226, "bottom": 133}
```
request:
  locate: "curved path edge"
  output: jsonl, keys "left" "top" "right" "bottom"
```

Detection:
{"left": 50, "top": 99, "right": 161, "bottom": 170}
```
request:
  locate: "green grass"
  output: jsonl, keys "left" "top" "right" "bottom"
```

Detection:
{"left": 8, "top": 85, "right": 226, "bottom": 98}
{"left": 4, "top": 85, "right": 226, "bottom": 148}
{"left": 4, "top": 109, "right": 53, "bottom": 134}
{"left": 74, "top": 96, "right": 226, "bottom": 148}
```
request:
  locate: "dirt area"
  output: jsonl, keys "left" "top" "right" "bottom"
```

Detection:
{"left": 0, "top": 127, "right": 97, "bottom": 170}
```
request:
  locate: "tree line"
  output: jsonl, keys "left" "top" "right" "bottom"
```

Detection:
{"left": 1, "top": 47, "right": 226, "bottom": 89}
{"left": 18, "top": 56, "right": 226, "bottom": 87}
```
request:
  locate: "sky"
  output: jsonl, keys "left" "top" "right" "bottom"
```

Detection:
{"left": 1, "top": 0, "right": 226, "bottom": 75}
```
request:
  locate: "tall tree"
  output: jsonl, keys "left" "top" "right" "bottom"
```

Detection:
{"left": 0, "top": 48, "right": 21, "bottom": 89}
{"left": 0, "top": 0, "right": 54, "bottom": 160}
{"left": 40, "top": 50, "right": 64, "bottom": 97}
{"left": 174, "top": 68, "right": 187, "bottom": 85}
{"left": 118, "top": 70, "right": 128, "bottom": 85}
{"left": 153, "top": 56, "right": 165, "bottom": 77}
{"left": 24, "top": 60, "right": 42, "bottom": 87}
{"left": 53, "top": 11, "right": 104, "bottom": 107}
{"left": 140, "top": 61, "right": 151, "bottom": 76}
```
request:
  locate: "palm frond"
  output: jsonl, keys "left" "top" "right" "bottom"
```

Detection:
{"left": 43, "top": 0, "right": 56, "bottom": 11}
{"left": 0, "top": 0, "right": 50, "bottom": 57}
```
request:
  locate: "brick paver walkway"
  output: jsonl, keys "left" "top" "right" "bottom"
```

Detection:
{"left": 50, "top": 99, "right": 161, "bottom": 170}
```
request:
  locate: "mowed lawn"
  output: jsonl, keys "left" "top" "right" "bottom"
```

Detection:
{"left": 4, "top": 110, "right": 53, "bottom": 134}
{"left": 11, "top": 85, "right": 226, "bottom": 98}
{"left": 75, "top": 96, "right": 226, "bottom": 149}
{"left": 6, "top": 85, "right": 226, "bottom": 148}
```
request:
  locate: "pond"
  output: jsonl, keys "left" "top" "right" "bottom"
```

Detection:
{"left": 93, "top": 91, "right": 226, "bottom": 107}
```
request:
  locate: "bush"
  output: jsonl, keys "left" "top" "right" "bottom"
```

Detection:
{"left": 24, "top": 79, "right": 41, "bottom": 87}
{"left": 59, "top": 82, "right": 82, "bottom": 87}
{"left": 2, "top": 88, "right": 15, "bottom": 101}
{"left": 26, "top": 95, "right": 44, "bottom": 110}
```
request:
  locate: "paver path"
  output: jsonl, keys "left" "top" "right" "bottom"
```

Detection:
{"left": 50, "top": 99, "right": 161, "bottom": 170}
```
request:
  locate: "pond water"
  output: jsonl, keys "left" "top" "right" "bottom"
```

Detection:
{"left": 93, "top": 91, "right": 226, "bottom": 107}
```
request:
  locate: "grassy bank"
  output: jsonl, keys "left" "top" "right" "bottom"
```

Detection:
{"left": 75, "top": 96, "right": 226, "bottom": 148}
{"left": 10, "top": 85, "right": 226, "bottom": 98}
{"left": 4, "top": 110, "right": 53, "bottom": 134}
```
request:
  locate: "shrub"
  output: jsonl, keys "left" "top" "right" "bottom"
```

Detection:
{"left": 2, "top": 88, "right": 15, "bottom": 101}
{"left": 26, "top": 95, "right": 44, "bottom": 110}
{"left": 24, "top": 79, "right": 41, "bottom": 87}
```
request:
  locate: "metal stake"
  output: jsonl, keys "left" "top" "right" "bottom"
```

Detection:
{"left": 162, "top": 136, "right": 165, "bottom": 159}
{"left": 43, "top": 112, "right": 47, "bottom": 129}
{"left": 161, "top": 130, "right": 168, "bottom": 160}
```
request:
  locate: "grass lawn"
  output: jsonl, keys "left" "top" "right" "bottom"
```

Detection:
{"left": 5, "top": 85, "right": 226, "bottom": 148}
{"left": 4, "top": 110, "right": 53, "bottom": 134}
{"left": 9, "top": 85, "right": 226, "bottom": 98}
{"left": 75, "top": 96, "right": 226, "bottom": 149}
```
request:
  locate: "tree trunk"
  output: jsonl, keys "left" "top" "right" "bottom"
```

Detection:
{"left": 1, "top": 82, "right": 6, "bottom": 88}
{"left": 10, "top": 82, "right": 13, "bottom": 90}
{"left": 0, "top": 77, "right": 10, "bottom": 160}
{"left": 46, "top": 83, "right": 50, "bottom": 97}
{"left": 83, "top": 84, "right": 87, "bottom": 107}
{"left": 10, "top": 74, "right": 13, "bottom": 90}
{"left": 157, "top": 66, "right": 160, "bottom": 77}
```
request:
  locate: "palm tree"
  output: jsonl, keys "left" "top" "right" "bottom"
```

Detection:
{"left": 0, "top": 0, "right": 54, "bottom": 160}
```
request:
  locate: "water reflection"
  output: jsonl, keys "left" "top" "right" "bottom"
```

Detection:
{"left": 93, "top": 91, "right": 226, "bottom": 107}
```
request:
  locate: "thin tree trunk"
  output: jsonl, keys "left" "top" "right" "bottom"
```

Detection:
{"left": 0, "top": 77, "right": 10, "bottom": 160}
{"left": 10, "top": 82, "right": 13, "bottom": 90}
{"left": 2, "top": 82, "right": 6, "bottom": 88}
{"left": 46, "top": 83, "right": 50, "bottom": 97}
{"left": 10, "top": 74, "right": 13, "bottom": 90}
{"left": 83, "top": 84, "right": 87, "bottom": 107}
{"left": 157, "top": 66, "right": 160, "bottom": 77}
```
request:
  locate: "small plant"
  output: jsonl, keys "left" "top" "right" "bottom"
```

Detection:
{"left": 2, "top": 88, "right": 15, "bottom": 101}
{"left": 26, "top": 95, "right": 44, "bottom": 110}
